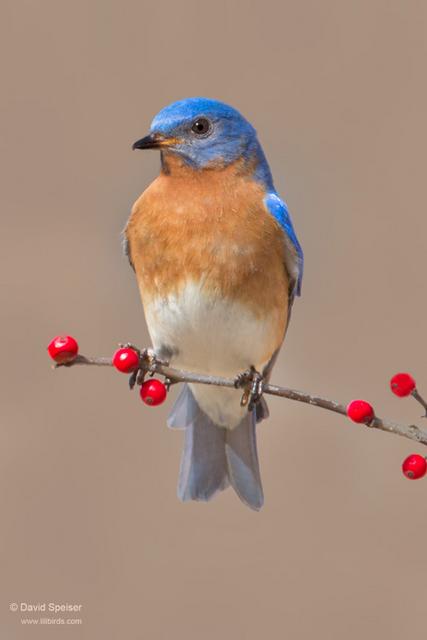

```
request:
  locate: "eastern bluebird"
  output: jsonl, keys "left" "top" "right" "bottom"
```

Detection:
{"left": 125, "top": 97, "right": 303, "bottom": 510}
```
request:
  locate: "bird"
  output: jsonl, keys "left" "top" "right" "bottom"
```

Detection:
{"left": 125, "top": 97, "right": 303, "bottom": 510}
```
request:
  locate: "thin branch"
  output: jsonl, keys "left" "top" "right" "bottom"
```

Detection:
{"left": 59, "top": 354, "right": 427, "bottom": 447}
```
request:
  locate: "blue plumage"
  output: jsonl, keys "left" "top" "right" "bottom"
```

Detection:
{"left": 264, "top": 193, "right": 304, "bottom": 296}
{"left": 151, "top": 97, "right": 262, "bottom": 170}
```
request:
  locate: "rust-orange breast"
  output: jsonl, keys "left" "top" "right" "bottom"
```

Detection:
{"left": 125, "top": 157, "right": 289, "bottom": 330}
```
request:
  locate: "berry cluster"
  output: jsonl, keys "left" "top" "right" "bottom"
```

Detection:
{"left": 47, "top": 337, "right": 168, "bottom": 407}
{"left": 346, "top": 372, "right": 426, "bottom": 480}
{"left": 112, "top": 346, "right": 167, "bottom": 406}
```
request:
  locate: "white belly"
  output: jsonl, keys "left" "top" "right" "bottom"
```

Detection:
{"left": 143, "top": 280, "right": 280, "bottom": 427}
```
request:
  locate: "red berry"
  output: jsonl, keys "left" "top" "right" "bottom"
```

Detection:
{"left": 47, "top": 335, "right": 79, "bottom": 364}
{"left": 402, "top": 454, "right": 427, "bottom": 479}
{"left": 112, "top": 347, "right": 140, "bottom": 373}
{"left": 346, "top": 399, "right": 375, "bottom": 423}
{"left": 140, "top": 379, "right": 167, "bottom": 406}
{"left": 390, "top": 372, "right": 416, "bottom": 397}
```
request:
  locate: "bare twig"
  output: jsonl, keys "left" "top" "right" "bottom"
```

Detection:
{"left": 58, "top": 353, "right": 427, "bottom": 447}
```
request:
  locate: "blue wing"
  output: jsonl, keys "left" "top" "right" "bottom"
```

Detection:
{"left": 264, "top": 192, "right": 304, "bottom": 298}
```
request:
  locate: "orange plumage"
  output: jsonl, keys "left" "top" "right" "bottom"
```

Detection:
{"left": 126, "top": 154, "right": 289, "bottom": 357}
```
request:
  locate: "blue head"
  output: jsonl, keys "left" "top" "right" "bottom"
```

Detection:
{"left": 133, "top": 97, "right": 274, "bottom": 188}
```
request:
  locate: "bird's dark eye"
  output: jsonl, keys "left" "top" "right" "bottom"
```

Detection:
{"left": 191, "top": 118, "right": 211, "bottom": 135}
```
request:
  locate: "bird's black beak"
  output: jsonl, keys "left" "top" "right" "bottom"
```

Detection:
{"left": 132, "top": 133, "right": 179, "bottom": 150}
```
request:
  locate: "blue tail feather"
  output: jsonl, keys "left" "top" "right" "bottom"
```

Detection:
{"left": 225, "top": 412, "right": 264, "bottom": 510}
{"left": 167, "top": 384, "right": 264, "bottom": 510}
{"left": 167, "top": 384, "right": 198, "bottom": 430}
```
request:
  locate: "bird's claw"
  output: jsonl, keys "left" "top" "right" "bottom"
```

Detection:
{"left": 234, "top": 366, "right": 264, "bottom": 411}
{"left": 122, "top": 345, "right": 169, "bottom": 390}
{"left": 128, "top": 369, "right": 139, "bottom": 390}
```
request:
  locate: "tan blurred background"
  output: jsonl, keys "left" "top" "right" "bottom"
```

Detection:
{"left": 1, "top": 0, "right": 426, "bottom": 638}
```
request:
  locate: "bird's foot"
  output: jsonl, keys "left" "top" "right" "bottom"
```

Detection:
{"left": 119, "top": 344, "right": 168, "bottom": 390}
{"left": 234, "top": 366, "right": 265, "bottom": 411}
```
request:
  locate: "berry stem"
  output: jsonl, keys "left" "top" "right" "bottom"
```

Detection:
{"left": 411, "top": 389, "right": 427, "bottom": 418}
{"left": 54, "top": 348, "right": 427, "bottom": 448}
